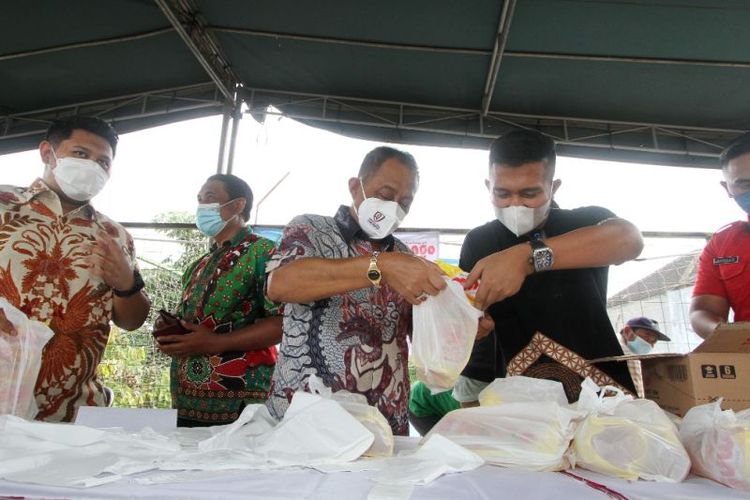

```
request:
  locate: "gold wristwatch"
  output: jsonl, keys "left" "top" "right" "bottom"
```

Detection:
{"left": 367, "top": 251, "right": 382, "bottom": 287}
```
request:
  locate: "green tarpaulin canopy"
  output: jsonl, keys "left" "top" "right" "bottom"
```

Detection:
{"left": 2, "top": 0, "right": 749, "bottom": 167}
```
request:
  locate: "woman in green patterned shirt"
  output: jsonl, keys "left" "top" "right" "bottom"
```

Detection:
{"left": 157, "top": 174, "right": 282, "bottom": 427}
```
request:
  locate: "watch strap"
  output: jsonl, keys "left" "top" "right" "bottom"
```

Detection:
{"left": 113, "top": 269, "right": 145, "bottom": 297}
{"left": 529, "top": 239, "right": 546, "bottom": 251}
{"left": 367, "top": 251, "right": 382, "bottom": 287}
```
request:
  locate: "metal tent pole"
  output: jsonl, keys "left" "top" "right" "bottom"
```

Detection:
{"left": 481, "top": 0, "right": 518, "bottom": 116}
{"left": 216, "top": 103, "right": 231, "bottom": 173}
{"left": 226, "top": 95, "right": 241, "bottom": 175}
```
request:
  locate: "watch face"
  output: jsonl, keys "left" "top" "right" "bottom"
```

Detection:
{"left": 367, "top": 270, "right": 381, "bottom": 281}
{"left": 533, "top": 248, "right": 553, "bottom": 270}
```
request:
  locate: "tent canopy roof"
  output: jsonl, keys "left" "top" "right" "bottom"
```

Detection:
{"left": 2, "top": 0, "right": 748, "bottom": 166}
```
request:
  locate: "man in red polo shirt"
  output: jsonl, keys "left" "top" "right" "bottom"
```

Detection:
{"left": 691, "top": 132, "right": 750, "bottom": 338}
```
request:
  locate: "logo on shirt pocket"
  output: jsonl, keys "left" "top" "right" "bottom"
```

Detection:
{"left": 713, "top": 256, "right": 739, "bottom": 265}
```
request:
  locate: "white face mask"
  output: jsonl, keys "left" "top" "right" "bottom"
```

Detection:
{"left": 494, "top": 198, "right": 551, "bottom": 237}
{"left": 49, "top": 150, "right": 109, "bottom": 202}
{"left": 355, "top": 180, "right": 406, "bottom": 239}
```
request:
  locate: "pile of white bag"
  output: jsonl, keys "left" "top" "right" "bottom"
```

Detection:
{"left": 411, "top": 278, "right": 750, "bottom": 490}
{"left": 425, "top": 376, "right": 691, "bottom": 482}
{"left": 424, "top": 374, "right": 750, "bottom": 491}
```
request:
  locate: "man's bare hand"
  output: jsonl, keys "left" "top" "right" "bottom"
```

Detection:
{"left": 379, "top": 253, "right": 447, "bottom": 305}
{"left": 156, "top": 321, "right": 224, "bottom": 357}
{"left": 464, "top": 244, "right": 532, "bottom": 310}
{"left": 476, "top": 312, "right": 494, "bottom": 342}
{"left": 88, "top": 231, "right": 134, "bottom": 291}
{"left": 0, "top": 308, "right": 18, "bottom": 336}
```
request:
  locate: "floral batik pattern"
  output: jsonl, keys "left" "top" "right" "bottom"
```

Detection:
{"left": 0, "top": 180, "right": 138, "bottom": 422}
{"left": 265, "top": 206, "right": 413, "bottom": 436}
{"left": 171, "top": 227, "right": 279, "bottom": 425}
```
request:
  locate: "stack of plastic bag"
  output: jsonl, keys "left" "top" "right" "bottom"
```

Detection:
{"left": 0, "top": 298, "right": 54, "bottom": 419}
{"left": 572, "top": 378, "right": 690, "bottom": 482}
{"left": 306, "top": 374, "right": 394, "bottom": 457}
{"left": 680, "top": 400, "right": 750, "bottom": 491}
{"left": 412, "top": 277, "right": 482, "bottom": 393}
{"left": 425, "top": 376, "right": 583, "bottom": 471}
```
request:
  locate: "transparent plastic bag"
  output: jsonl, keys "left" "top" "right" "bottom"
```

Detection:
{"left": 0, "top": 299, "right": 54, "bottom": 419}
{"left": 412, "top": 278, "right": 483, "bottom": 393}
{"left": 680, "top": 400, "right": 750, "bottom": 491}
{"left": 572, "top": 378, "right": 690, "bottom": 482}
{"left": 478, "top": 376, "right": 569, "bottom": 407}
{"left": 435, "top": 260, "right": 479, "bottom": 306}
{"left": 425, "top": 400, "right": 582, "bottom": 471}
{"left": 307, "top": 374, "right": 394, "bottom": 457}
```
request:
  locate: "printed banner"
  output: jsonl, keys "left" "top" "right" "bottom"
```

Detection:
{"left": 397, "top": 231, "right": 440, "bottom": 261}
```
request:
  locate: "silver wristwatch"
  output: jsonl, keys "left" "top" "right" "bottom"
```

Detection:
{"left": 529, "top": 239, "right": 554, "bottom": 273}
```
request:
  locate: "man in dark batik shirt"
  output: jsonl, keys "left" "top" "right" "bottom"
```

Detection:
{"left": 265, "top": 146, "right": 447, "bottom": 435}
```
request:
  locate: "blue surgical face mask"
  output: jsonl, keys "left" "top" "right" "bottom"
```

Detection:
{"left": 734, "top": 191, "right": 750, "bottom": 215}
{"left": 627, "top": 335, "right": 653, "bottom": 355}
{"left": 196, "top": 201, "right": 234, "bottom": 237}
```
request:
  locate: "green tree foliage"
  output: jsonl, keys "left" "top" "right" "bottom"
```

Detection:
{"left": 152, "top": 211, "right": 208, "bottom": 268}
{"left": 98, "top": 213, "right": 208, "bottom": 408}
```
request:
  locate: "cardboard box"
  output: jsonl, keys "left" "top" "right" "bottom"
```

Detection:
{"left": 592, "top": 322, "right": 750, "bottom": 417}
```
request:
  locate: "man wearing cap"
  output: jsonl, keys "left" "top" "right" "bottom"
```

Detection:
{"left": 619, "top": 317, "right": 671, "bottom": 397}
{"left": 620, "top": 317, "right": 671, "bottom": 355}
{"left": 691, "top": 132, "right": 750, "bottom": 338}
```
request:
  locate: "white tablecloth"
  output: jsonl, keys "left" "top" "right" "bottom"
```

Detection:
{"left": 0, "top": 462, "right": 746, "bottom": 499}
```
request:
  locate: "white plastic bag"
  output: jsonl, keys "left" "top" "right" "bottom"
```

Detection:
{"left": 572, "top": 378, "right": 690, "bottom": 482}
{"left": 253, "top": 391, "right": 374, "bottom": 465}
{"left": 197, "top": 404, "right": 277, "bottom": 451}
{"left": 478, "top": 376, "right": 569, "bottom": 407}
{"left": 307, "top": 374, "right": 394, "bottom": 457}
{"left": 412, "top": 278, "right": 483, "bottom": 393}
{"left": 0, "top": 299, "right": 54, "bottom": 419}
{"left": 425, "top": 401, "right": 582, "bottom": 471}
{"left": 372, "top": 434, "right": 484, "bottom": 487}
{"left": 680, "top": 400, "right": 750, "bottom": 491}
